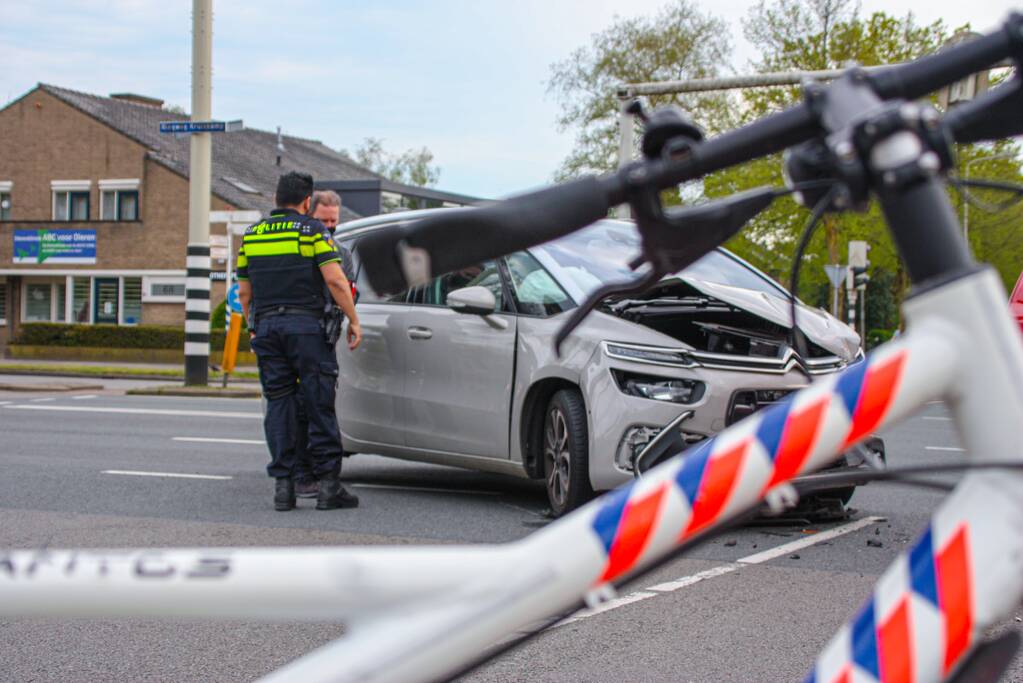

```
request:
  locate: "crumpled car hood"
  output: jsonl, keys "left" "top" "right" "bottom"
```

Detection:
{"left": 663, "top": 275, "right": 861, "bottom": 360}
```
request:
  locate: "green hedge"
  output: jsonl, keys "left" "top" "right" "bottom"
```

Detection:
{"left": 12, "top": 322, "right": 250, "bottom": 352}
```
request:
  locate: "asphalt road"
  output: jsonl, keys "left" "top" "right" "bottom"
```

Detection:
{"left": 0, "top": 386, "right": 1019, "bottom": 682}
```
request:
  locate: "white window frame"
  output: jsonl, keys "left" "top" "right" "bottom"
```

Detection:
{"left": 21, "top": 278, "right": 66, "bottom": 324}
{"left": 51, "top": 180, "right": 91, "bottom": 221}
{"left": 0, "top": 181, "right": 11, "bottom": 222}
{"left": 99, "top": 179, "right": 141, "bottom": 221}
{"left": 69, "top": 275, "right": 93, "bottom": 325}
{"left": 142, "top": 275, "right": 187, "bottom": 303}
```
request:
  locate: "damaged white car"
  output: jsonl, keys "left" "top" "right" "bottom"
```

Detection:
{"left": 335, "top": 212, "right": 880, "bottom": 516}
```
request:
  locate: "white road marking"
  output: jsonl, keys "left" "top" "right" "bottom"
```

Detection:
{"left": 5, "top": 405, "right": 261, "bottom": 419}
{"left": 923, "top": 416, "right": 953, "bottom": 421}
{"left": 173, "top": 437, "right": 265, "bottom": 445}
{"left": 29, "top": 397, "right": 55, "bottom": 402}
{"left": 350, "top": 483, "right": 501, "bottom": 496}
{"left": 72, "top": 394, "right": 97, "bottom": 400}
{"left": 102, "top": 470, "right": 233, "bottom": 480}
{"left": 556, "top": 591, "right": 659, "bottom": 627}
{"left": 646, "top": 563, "right": 742, "bottom": 593}
{"left": 0, "top": 401, "right": 12, "bottom": 406}
{"left": 926, "top": 446, "right": 965, "bottom": 452}
{"left": 559, "top": 515, "right": 885, "bottom": 627}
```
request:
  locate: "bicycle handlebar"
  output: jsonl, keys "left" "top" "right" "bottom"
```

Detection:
{"left": 359, "top": 14, "right": 1022, "bottom": 295}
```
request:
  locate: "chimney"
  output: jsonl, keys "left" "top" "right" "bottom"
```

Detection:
{"left": 276, "top": 126, "right": 286, "bottom": 166}
{"left": 109, "top": 93, "right": 165, "bottom": 108}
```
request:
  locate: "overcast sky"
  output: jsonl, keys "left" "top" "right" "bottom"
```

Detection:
{"left": 1, "top": 0, "right": 1014, "bottom": 198}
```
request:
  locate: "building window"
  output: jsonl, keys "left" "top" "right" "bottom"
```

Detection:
{"left": 99, "top": 180, "right": 140, "bottom": 221}
{"left": 101, "top": 189, "right": 139, "bottom": 221}
{"left": 72, "top": 277, "right": 91, "bottom": 323}
{"left": 24, "top": 283, "right": 54, "bottom": 322}
{"left": 122, "top": 277, "right": 143, "bottom": 325}
{"left": 0, "top": 280, "right": 7, "bottom": 325}
{"left": 142, "top": 276, "right": 187, "bottom": 302}
{"left": 53, "top": 190, "right": 90, "bottom": 221}
{"left": 0, "top": 181, "right": 11, "bottom": 221}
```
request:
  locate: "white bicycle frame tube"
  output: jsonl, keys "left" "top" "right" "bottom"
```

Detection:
{"left": 1, "top": 267, "right": 1022, "bottom": 683}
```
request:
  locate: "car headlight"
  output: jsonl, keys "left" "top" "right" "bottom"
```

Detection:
{"left": 603, "top": 342, "right": 696, "bottom": 367}
{"left": 612, "top": 371, "right": 706, "bottom": 404}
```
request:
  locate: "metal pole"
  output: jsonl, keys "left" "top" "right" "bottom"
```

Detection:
{"left": 832, "top": 284, "right": 838, "bottom": 318}
{"left": 184, "top": 0, "right": 213, "bottom": 386}
{"left": 616, "top": 97, "right": 634, "bottom": 220}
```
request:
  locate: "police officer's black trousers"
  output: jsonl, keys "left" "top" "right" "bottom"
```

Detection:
{"left": 251, "top": 315, "right": 343, "bottom": 479}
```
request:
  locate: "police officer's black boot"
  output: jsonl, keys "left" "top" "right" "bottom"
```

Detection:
{"left": 316, "top": 472, "right": 359, "bottom": 510}
{"left": 274, "top": 477, "right": 296, "bottom": 511}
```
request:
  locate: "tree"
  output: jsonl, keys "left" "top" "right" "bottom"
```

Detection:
{"left": 708, "top": 3, "right": 954, "bottom": 334}
{"left": 546, "top": 0, "right": 732, "bottom": 179}
{"left": 344, "top": 137, "right": 441, "bottom": 188}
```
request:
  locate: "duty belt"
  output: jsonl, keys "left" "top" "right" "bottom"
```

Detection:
{"left": 258, "top": 306, "right": 322, "bottom": 319}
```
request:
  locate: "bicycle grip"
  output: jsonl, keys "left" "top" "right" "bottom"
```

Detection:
{"left": 358, "top": 175, "right": 614, "bottom": 295}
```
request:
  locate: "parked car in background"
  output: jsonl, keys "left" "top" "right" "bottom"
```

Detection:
{"left": 333, "top": 209, "right": 879, "bottom": 516}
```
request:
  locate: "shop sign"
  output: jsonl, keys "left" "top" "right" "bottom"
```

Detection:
{"left": 13, "top": 229, "right": 97, "bottom": 264}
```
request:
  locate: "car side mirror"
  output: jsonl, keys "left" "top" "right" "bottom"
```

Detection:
{"left": 447, "top": 286, "right": 497, "bottom": 315}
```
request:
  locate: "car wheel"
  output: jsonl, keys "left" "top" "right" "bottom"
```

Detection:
{"left": 542, "top": 389, "right": 594, "bottom": 516}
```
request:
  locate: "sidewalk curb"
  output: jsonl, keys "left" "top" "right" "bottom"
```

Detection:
{"left": 127, "top": 385, "right": 262, "bottom": 399}
{"left": 0, "top": 382, "right": 105, "bottom": 392}
{"left": 0, "top": 368, "right": 259, "bottom": 383}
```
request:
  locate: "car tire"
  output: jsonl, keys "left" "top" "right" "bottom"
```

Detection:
{"left": 542, "top": 389, "right": 594, "bottom": 516}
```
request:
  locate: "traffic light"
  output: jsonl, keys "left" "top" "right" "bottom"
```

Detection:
{"left": 852, "top": 266, "right": 869, "bottom": 290}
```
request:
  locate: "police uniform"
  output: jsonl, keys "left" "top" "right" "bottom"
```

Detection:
{"left": 237, "top": 208, "right": 346, "bottom": 486}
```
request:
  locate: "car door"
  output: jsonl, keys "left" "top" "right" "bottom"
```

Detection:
{"left": 402, "top": 259, "right": 517, "bottom": 458}
{"left": 336, "top": 234, "right": 409, "bottom": 448}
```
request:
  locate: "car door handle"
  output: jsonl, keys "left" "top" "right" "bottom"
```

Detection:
{"left": 407, "top": 326, "right": 433, "bottom": 340}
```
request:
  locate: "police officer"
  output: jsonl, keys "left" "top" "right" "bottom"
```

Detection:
{"left": 237, "top": 172, "right": 363, "bottom": 511}
{"left": 292, "top": 189, "right": 356, "bottom": 498}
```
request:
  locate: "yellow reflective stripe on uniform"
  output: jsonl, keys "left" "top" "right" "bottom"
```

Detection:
{"left": 243, "top": 241, "right": 300, "bottom": 257}
{"left": 299, "top": 245, "right": 315, "bottom": 257}
{"left": 245, "top": 231, "right": 300, "bottom": 242}
{"left": 313, "top": 239, "right": 334, "bottom": 255}
{"left": 318, "top": 257, "right": 341, "bottom": 267}
{"left": 298, "top": 235, "right": 321, "bottom": 243}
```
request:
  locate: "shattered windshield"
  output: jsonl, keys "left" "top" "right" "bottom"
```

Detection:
{"left": 532, "top": 220, "right": 787, "bottom": 299}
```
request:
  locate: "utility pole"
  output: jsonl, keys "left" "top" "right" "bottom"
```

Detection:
{"left": 184, "top": 0, "right": 213, "bottom": 386}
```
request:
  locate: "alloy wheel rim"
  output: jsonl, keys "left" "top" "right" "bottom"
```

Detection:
{"left": 543, "top": 406, "right": 571, "bottom": 508}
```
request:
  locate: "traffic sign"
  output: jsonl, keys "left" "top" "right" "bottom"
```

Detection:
{"left": 824, "top": 264, "right": 847, "bottom": 289}
{"left": 226, "top": 282, "right": 243, "bottom": 314}
{"left": 209, "top": 210, "right": 261, "bottom": 224}
{"left": 159, "top": 120, "right": 243, "bottom": 134}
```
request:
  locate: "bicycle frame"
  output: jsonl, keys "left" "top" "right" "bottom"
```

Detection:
{"left": 1, "top": 263, "right": 1021, "bottom": 683}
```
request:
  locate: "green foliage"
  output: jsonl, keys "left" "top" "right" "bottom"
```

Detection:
{"left": 546, "top": 0, "right": 733, "bottom": 179}
{"left": 343, "top": 137, "right": 441, "bottom": 187}
{"left": 866, "top": 328, "right": 895, "bottom": 349}
{"left": 14, "top": 323, "right": 250, "bottom": 352}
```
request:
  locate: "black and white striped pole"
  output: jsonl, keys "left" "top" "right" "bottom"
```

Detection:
{"left": 183, "top": 0, "right": 213, "bottom": 386}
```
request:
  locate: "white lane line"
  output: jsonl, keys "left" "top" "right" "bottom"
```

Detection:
{"left": 30, "top": 397, "right": 55, "bottom": 402}
{"left": 560, "top": 515, "right": 884, "bottom": 627}
{"left": 646, "top": 563, "right": 741, "bottom": 593}
{"left": 556, "top": 591, "right": 659, "bottom": 627}
{"left": 349, "top": 483, "right": 501, "bottom": 496}
{"left": 0, "top": 401, "right": 12, "bottom": 406}
{"left": 72, "top": 394, "right": 97, "bottom": 400}
{"left": 926, "top": 446, "right": 965, "bottom": 452}
{"left": 173, "top": 437, "right": 266, "bottom": 445}
{"left": 923, "top": 416, "right": 952, "bottom": 421}
{"left": 5, "top": 405, "right": 261, "bottom": 419}
{"left": 736, "top": 515, "right": 884, "bottom": 564}
{"left": 103, "top": 470, "right": 233, "bottom": 480}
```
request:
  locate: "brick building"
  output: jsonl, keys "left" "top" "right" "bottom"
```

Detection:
{"left": 0, "top": 84, "right": 383, "bottom": 347}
